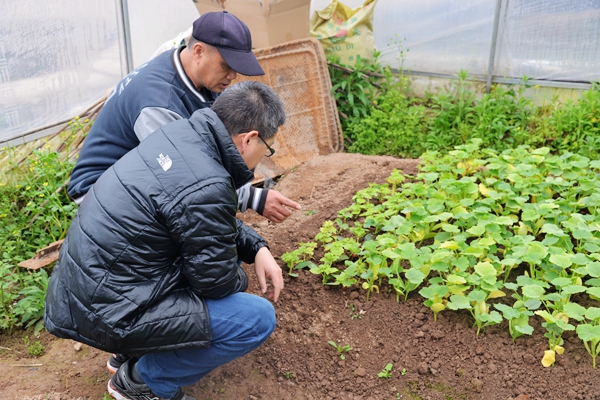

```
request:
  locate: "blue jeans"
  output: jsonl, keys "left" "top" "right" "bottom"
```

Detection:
{"left": 137, "top": 292, "right": 276, "bottom": 398}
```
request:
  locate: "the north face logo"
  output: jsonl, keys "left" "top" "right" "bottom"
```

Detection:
{"left": 157, "top": 154, "right": 172, "bottom": 171}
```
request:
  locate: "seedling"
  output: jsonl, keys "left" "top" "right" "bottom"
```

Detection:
{"left": 495, "top": 302, "right": 534, "bottom": 342}
{"left": 535, "top": 310, "right": 573, "bottom": 367}
{"left": 280, "top": 242, "right": 317, "bottom": 277}
{"left": 565, "top": 303, "right": 600, "bottom": 368}
{"left": 28, "top": 341, "right": 45, "bottom": 357}
{"left": 304, "top": 209, "right": 319, "bottom": 216}
{"left": 283, "top": 371, "right": 295, "bottom": 380}
{"left": 348, "top": 302, "right": 362, "bottom": 320}
{"left": 23, "top": 336, "right": 45, "bottom": 357}
{"left": 377, "top": 363, "right": 394, "bottom": 378}
{"left": 328, "top": 340, "right": 352, "bottom": 360}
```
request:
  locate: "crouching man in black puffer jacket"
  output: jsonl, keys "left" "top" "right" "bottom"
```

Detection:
{"left": 44, "top": 81, "right": 286, "bottom": 400}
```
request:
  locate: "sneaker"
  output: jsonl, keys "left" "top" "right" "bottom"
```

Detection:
{"left": 107, "top": 353, "right": 139, "bottom": 374}
{"left": 108, "top": 359, "right": 195, "bottom": 400}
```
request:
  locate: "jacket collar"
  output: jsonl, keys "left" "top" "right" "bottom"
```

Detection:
{"left": 171, "top": 47, "right": 217, "bottom": 104}
{"left": 188, "top": 108, "right": 255, "bottom": 189}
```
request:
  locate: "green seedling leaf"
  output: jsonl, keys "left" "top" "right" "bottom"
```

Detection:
{"left": 563, "top": 302, "right": 587, "bottom": 321}
{"left": 467, "top": 225, "right": 486, "bottom": 236}
{"left": 587, "top": 262, "right": 600, "bottom": 277}
{"left": 585, "top": 243, "right": 600, "bottom": 253}
{"left": 573, "top": 229, "right": 593, "bottom": 240}
{"left": 377, "top": 363, "right": 394, "bottom": 378}
{"left": 561, "top": 285, "right": 587, "bottom": 295}
{"left": 576, "top": 324, "right": 600, "bottom": 342}
{"left": 495, "top": 303, "right": 521, "bottom": 320}
{"left": 515, "top": 323, "right": 534, "bottom": 336}
{"left": 522, "top": 284, "right": 546, "bottom": 299}
{"left": 479, "top": 310, "right": 502, "bottom": 324}
{"left": 405, "top": 268, "right": 426, "bottom": 284}
{"left": 296, "top": 261, "right": 316, "bottom": 270}
{"left": 522, "top": 242, "right": 548, "bottom": 265}
{"left": 447, "top": 294, "right": 471, "bottom": 310}
{"left": 468, "top": 289, "right": 487, "bottom": 304}
{"left": 446, "top": 274, "right": 467, "bottom": 285}
{"left": 441, "top": 223, "right": 460, "bottom": 233}
{"left": 541, "top": 224, "right": 566, "bottom": 236}
{"left": 587, "top": 287, "right": 600, "bottom": 300}
{"left": 549, "top": 254, "right": 572, "bottom": 269}
{"left": 474, "top": 262, "right": 497, "bottom": 277}
{"left": 495, "top": 216, "right": 514, "bottom": 225}
{"left": 524, "top": 299, "right": 542, "bottom": 310}
{"left": 521, "top": 209, "right": 540, "bottom": 222}
{"left": 585, "top": 307, "right": 600, "bottom": 322}
{"left": 551, "top": 277, "right": 573, "bottom": 287}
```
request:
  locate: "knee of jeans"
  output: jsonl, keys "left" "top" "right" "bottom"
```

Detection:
{"left": 254, "top": 297, "right": 276, "bottom": 337}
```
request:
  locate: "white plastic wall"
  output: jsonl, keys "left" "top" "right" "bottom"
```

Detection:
{"left": 310, "top": 0, "right": 600, "bottom": 82}
{"left": 497, "top": 0, "right": 600, "bottom": 82}
{"left": 127, "top": 0, "right": 198, "bottom": 69}
{"left": 0, "top": 0, "right": 123, "bottom": 142}
{"left": 0, "top": 0, "right": 199, "bottom": 144}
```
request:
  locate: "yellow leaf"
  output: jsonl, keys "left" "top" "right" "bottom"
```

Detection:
{"left": 430, "top": 303, "right": 446, "bottom": 314}
{"left": 487, "top": 290, "right": 506, "bottom": 299}
{"left": 447, "top": 285, "right": 468, "bottom": 295}
{"left": 440, "top": 241, "right": 460, "bottom": 250}
{"left": 362, "top": 282, "right": 369, "bottom": 290}
{"left": 517, "top": 222, "right": 529, "bottom": 236}
{"left": 476, "top": 301, "right": 488, "bottom": 315}
{"left": 478, "top": 183, "right": 490, "bottom": 197}
{"left": 554, "top": 345, "right": 565, "bottom": 355}
{"left": 541, "top": 350, "right": 556, "bottom": 367}
{"left": 556, "top": 312, "right": 569, "bottom": 325}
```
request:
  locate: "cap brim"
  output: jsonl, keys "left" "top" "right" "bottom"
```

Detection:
{"left": 217, "top": 47, "right": 265, "bottom": 76}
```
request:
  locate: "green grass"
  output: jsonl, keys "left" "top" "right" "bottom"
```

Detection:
{"left": 0, "top": 122, "right": 86, "bottom": 333}
{"left": 329, "top": 55, "right": 600, "bottom": 159}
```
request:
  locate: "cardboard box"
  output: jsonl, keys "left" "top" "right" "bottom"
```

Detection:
{"left": 192, "top": 0, "right": 311, "bottom": 49}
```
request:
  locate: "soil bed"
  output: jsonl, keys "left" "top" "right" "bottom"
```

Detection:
{"left": 1, "top": 153, "right": 599, "bottom": 400}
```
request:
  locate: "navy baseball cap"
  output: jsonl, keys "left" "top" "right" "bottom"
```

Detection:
{"left": 192, "top": 11, "right": 264, "bottom": 76}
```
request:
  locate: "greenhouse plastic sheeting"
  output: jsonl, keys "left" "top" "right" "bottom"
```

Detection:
{"left": 310, "top": 0, "right": 600, "bottom": 82}
{"left": 0, "top": 0, "right": 124, "bottom": 143}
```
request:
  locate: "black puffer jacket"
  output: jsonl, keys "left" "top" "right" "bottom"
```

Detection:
{"left": 44, "top": 108, "right": 266, "bottom": 354}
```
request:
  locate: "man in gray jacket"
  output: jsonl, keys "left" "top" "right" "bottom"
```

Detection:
{"left": 45, "top": 81, "right": 286, "bottom": 400}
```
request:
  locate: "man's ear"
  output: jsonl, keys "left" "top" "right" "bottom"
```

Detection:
{"left": 236, "top": 131, "right": 259, "bottom": 154}
{"left": 192, "top": 42, "right": 206, "bottom": 60}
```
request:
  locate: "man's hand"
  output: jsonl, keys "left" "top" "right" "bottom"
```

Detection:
{"left": 254, "top": 247, "right": 284, "bottom": 302}
{"left": 262, "top": 190, "right": 301, "bottom": 223}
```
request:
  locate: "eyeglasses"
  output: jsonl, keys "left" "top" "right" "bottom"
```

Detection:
{"left": 258, "top": 134, "right": 276, "bottom": 157}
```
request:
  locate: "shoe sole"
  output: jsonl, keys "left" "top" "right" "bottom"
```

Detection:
{"left": 106, "top": 359, "right": 120, "bottom": 375}
{"left": 107, "top": 380, "right": 127, "bottom": 400}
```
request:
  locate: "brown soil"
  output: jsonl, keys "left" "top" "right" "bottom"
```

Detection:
{"left": 1, "top": 153, "right": 600, "bottom": 400}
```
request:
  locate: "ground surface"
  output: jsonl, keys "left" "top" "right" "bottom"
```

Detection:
{"left": 2, "top": 153, "right": 600, "bottom": 400}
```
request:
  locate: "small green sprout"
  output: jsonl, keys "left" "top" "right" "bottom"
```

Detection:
{"left": 283, "top": 371, "right": 295, "bottom": 380}
{"left": 328, "top": 340, "right": 352, "bottom": 360}
{"left": 377, "top": 363, "right": 393, "bottom": 378}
